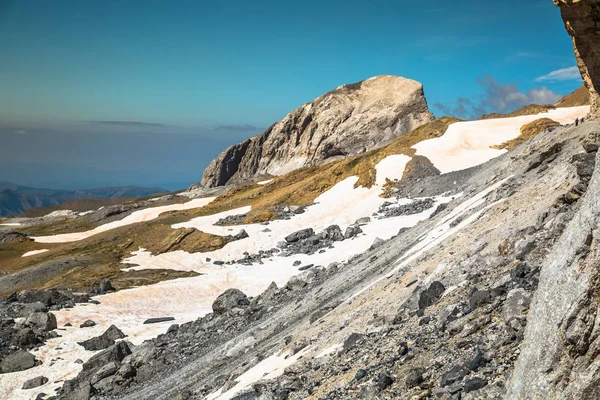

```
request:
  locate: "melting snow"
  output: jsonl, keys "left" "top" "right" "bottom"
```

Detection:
{"left": 257, "top": 179, "right": 273, "bottom": 185}
{"left": 206, "top": 347, "right": 313, "bottom": 400}
{"left": 22, "top": 249, "right": 49, "bottom": 257}
{"left": 413, "top": 106, "right": 590, "bottom": 173}
{"left": 32, "top": 197, "right": 216, "bottom": 244}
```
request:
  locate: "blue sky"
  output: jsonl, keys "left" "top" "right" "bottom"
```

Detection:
{"left": 0, "top": 0, "right": 584, "bottom": 190}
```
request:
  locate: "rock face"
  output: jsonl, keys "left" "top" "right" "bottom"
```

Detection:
{"left": 194, "top": 75, "right": 433, "bottom": 188}
{"left": 554, "top": 0, "right": 600, "bottom": 115}
{"left": 507, "top": 146, "right": 600, "bottom": 397}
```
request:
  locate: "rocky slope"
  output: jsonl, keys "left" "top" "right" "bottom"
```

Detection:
{"left": 48, "top": 118, "right": 600, "bottom": 400}
{"left": 194, "top": 75, "right": 434, "bottom": 188}
{"left": 554, "top": 0, "right": 600, "bottom": 115}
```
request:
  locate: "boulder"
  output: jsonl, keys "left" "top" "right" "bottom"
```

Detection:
{"left": 22, "top": 376, "right": 49, "bottom": 389}
{"left": 78, "top": 325, "right": 126, "bottom": 351}
{"left": 324, "top": 225, "right": 344, "bottom": 241}
{"left": 0, "top": 350, "right": 37, "bottom": 373}
{"left": 344, "top": 225, "right": 363, "bottom": 239}
{"left": 418, "top": 281, "right": 445, "bottom": 309}
{"left": 285, "top": 228, "right": 315, "bottom": 243}
{"left": 212, "top": 289, "right": 250, "bottom": 314}
{"left": 26, "top": 311, "right": 57, "bottom": 332}
{"left": 80, "top": 320, "right": 96, "bottom": 328}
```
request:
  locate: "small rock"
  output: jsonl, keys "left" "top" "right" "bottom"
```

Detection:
{"left": 343, "top": 333, "right": 364, "bottom": 350}
{"left": 143, "top": 317, "right": 175, "bottom": 324}
{"left": 344, "top": 225, "right": 363, "bottom": 239}
{"left": 464, "top": 377, "right": 488, "bottom": 393}
{"left": 469, "top": 290, "right": 492, "bottom": 310}
{"left": 355, "top": 369, "right": 368, "bottom": 380}
{"left": 80, "top": 320, "right": 96, "bottom": 328}
{"left": 405, "top": 367, "right": 425, "bottom": 388}
{"left": 212, "top": 288, "right": 250, "bottom": 314}
{"left": 377, "top": 371, "right": 394, "bottom": 390}
{"left": 441, "top": 365, "right": 469, "bottom": 387}
{"left": 26, "top": 311, "right": 57, "bottom": 332}
{"left": 285, "top": 228, "right": 315, "bottom": 243}
{"left": 418, "top": 281, "right": 445, "bottom": 309}
{"left": 355, "top": 217, "right": 371, "bottom": 225}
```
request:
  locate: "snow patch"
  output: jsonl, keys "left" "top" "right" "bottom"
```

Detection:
{"left": 22, "top": 249, "right": 49, "bottom": 257}
{"left": 32, "top": 198, "right": 216, "bottom": 244}
{"left": 413, "top": 106, "right": 590, "bottom": 174}
{"left": 257, "top": 179, "right": 273, "bottom": 185}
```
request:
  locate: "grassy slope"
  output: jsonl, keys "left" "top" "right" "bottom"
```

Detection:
{"left": 492, "top": 118, "right": 560, "bottom": 151}
{"left": 556, "top": 85, "right": 590, "bottom": 107}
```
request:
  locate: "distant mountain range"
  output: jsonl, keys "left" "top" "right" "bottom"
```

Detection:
{"left": 0, "top": 182, "right": 166, "bottom": 217}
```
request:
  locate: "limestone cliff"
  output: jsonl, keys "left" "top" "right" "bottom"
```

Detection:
{"left": 193, "top": 75, "right": 433, "bottom": 188}
{"left": 554, "top": 0, "right": 600, "bottom": 115}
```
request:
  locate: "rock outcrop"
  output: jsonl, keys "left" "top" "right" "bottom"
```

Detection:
{"left": 554, "top": 0, "right": 600, "bottom": 115}
{"left": 193, "top": 75, "right": 434, "bottom": 188}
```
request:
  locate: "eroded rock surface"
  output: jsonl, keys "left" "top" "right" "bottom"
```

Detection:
{"left": 554, "top": 0, "right": 600, "bottom": 115}
{"left": 194, "top": 75, "right": 434, "bottom": 188}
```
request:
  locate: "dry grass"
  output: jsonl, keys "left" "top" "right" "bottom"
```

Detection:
{"left": 491, "top": 118, "right": 560, "bottom": 150}
{"left": 556, "top": 85, "right": 590, "bottom": 108}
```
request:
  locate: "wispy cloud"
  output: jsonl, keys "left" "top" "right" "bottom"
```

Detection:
{"left": 435, "top": 75, "right": 562, "bottom": 120}
{"left": 13, "top": 129, "right": 26, "bottom": 135}
{"left": 535, "top": 66, "right": 581, "bottom": 82}
{"left": 89, "top": 121, "right": 166, "bottom": 127}
{"left": 214, "top": 124, "right": 261, "bottom": 132}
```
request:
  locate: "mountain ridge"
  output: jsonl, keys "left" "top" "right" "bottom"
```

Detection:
{"left": 0, "top": 182, "right": 167, "bottom": 217}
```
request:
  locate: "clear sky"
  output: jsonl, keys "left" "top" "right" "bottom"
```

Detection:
{"left": 0, "top": 0, "right": 584, "bottom": 190}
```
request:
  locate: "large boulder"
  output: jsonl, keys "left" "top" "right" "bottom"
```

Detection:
{"left": 192, "top": 75, "right": 434, "bottom": 188}
{"left": 285, "top": 228, "right": 315, "bottom": 243}
{"left": 26, "top": 311, "right": 57, "bottom": 332}
{"left": 0, "top": 350, "right": 37, "bottom": 373}
{"left": 212, "top": 288, "right": 250, "bottom": 314}
{"left": 78, "top": 325, "right": 126, "bottom": 351}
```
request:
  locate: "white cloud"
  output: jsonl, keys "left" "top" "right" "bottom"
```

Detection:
{"left": 13, "top": 129, "right": 26, "bottom": 135}
{"left": 535, "top": 66, "right": 581, "bottom": 82}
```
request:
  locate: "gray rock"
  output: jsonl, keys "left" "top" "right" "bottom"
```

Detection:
{"left": 405, "top": 367, "right": 425, "bottom": 388}
{"left": 91, "top": 361, "right": 119, "bottom": 384}
{"left": 464, "top": 377, "right": 487, "bottom": 393}
{"left": 355, "top": 217, "right": 371, "bottom": 225}
{"left": 344, "top": 225, "right": 363, "bottom": 239}
{"left": 78, "top": 325, "right": 126, "bottom": 351}
{"left": 143, "top": 317, "right": 175, "bottom": 324}
{"left": 22, "top": 376, "right": 49, "bottom": 389}
{"left": 80, "top": 320, "right": 96, "bottom": 328}
{"left": 418, "top": 281, "right": 445, "bottom": 309}
{"left": 469, "top": 290, "right": 492, "bottom": 310}
{"left": 502, "top": 288, "right": 532, "bottom": 324}
{"left": 212, "top": 288, "right": 250, "bottom": 314}
{"left": 26, "top": 311, "right": 57, "bottom": 331}
{"left": 441, "top": 365, "right": 469, "bottom": 387}
{"left": 0, "top": 350, "right": 37, "bottom": 373}
{"left": 285, "top": 228, "right": 315, "bottom": 243}
{"left": 12, "top": 328, "right": 38, "bottom": 347}
{"left": 377, "top": 371, "right": 394, "bottom": 390}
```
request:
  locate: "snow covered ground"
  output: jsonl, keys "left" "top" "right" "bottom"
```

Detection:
{"left": 22, "top": 249, "right": 49, "bottom": 257}
{"left": 32, "top": 197, "right": 215, "bottom": 244}
{"left": 413, "top": 106, "right": 590, "bottom": 173}
{"left": 0, "top": 222, "right": 21, "bottom": 227}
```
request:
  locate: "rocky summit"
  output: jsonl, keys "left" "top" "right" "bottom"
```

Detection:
{"left": 194, "top": 75, "right": 434, "bottom": 188}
